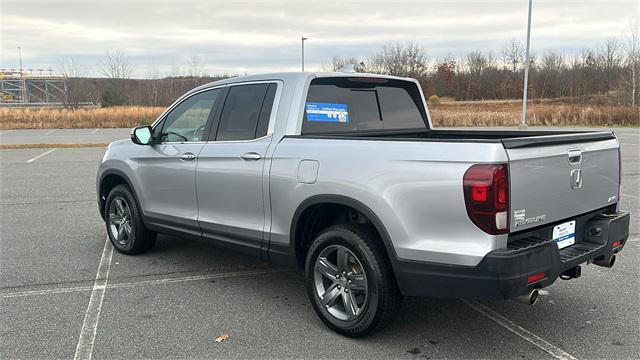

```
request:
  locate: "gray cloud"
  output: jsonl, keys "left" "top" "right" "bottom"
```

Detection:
{"left": 1, "top": 0, "right": 637, "bottom": 77}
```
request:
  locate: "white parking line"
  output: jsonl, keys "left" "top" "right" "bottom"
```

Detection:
{"left": 1, "top": 285, "right": 94, "bottom": 298}
{"left": 109, "top": 268, "right": 290, "bottom": 289}
{"left": 463, "top": 300, "right": 577, "bottom": 360}
{"left": 26, "top": 148, "right": 57, "bottom": 163}
{"left": 1, "top": 267, "right": 290, "bottom": 299}
{"left": 44, "top": 129, "right": 57, "bottom": 135}
{"left": 73, "top": 237, "right": 113, "bottom": 360}
{"left": 91, "top": 129, "right": 100, "bottom": 135}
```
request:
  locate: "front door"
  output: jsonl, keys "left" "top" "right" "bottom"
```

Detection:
{"left": 137, "top": 87, "right": 223, "bottom": 236}
{"left": 196, "top": 82, "right": 278, "bottom": 254}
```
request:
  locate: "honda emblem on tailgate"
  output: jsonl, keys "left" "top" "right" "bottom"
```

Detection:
{"left": 570, "top": 169, "right": 583, "bottom": 190}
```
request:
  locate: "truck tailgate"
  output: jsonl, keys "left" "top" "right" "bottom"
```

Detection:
{"left": 505, "top": 133, "right": 619, "bottom": 232}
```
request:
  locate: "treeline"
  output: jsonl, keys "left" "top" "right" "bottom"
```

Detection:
{"left": 60, "top": 53, "right": 229, "bottom": 108}
{"left": 64, "top": 75, "right": 227, "bottom": 108}
{"left": 61, "top": 20, "right": 639, "bottom": 108}
{"left": 324, "top": 36, "right": 639, "bottom": 106}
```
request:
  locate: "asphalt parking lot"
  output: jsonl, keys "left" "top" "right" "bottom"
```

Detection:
{"left": 0, "top": 128, "right": 130, "bottom": 145}
{"left": 1, "top": 128, "right": 638, "bottom": 359}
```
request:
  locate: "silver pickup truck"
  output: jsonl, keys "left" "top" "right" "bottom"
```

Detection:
{"left": 97, "top": 71, "right": 630, "bottom": 337}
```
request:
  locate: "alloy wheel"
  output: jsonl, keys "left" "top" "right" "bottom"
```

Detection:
{"left": 313, "top": 245, "right": 368, "bottom": 321}
{"left": 108, "top": 197, "right": 132, "bottom": 246}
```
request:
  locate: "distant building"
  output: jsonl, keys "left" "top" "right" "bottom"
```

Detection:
{"left": 0, "top": 69, "right": 67, "bottom": 106}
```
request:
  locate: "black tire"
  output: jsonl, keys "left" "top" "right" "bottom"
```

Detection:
{"left": 305, "top": 224, "right": 402, "bottom": 337}
{"left": 104, "top": 184, "right": 156, "bottom": 254}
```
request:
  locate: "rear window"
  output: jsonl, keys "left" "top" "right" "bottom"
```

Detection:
{"left": 302, "top": 77, "right": 428, "bottom": 134}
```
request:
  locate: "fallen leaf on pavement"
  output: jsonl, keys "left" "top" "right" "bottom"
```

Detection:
{"left": 215, "top": 333, "right": 229, "bottom": 343}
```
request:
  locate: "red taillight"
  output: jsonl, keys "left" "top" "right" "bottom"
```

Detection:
{"left": 612, "top": 241, "right": 621, "bottom": 248}
{"left": 527, "top": 272, "right": 545, "bottom": 284}
{"left": 463, "top": 164, "right": 509, "bottom": 235}
{"left": 497, "top": 177, "right": 507, "bottom": 205}
{"left": 472, "top": 184, "right": 488, "bottom": 202}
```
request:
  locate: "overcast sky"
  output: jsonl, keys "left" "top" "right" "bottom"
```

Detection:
{"left": 1, "top": 0, "right": 638, "bottom": 77}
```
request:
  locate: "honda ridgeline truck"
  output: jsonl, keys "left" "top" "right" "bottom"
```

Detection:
{"left": 97, "top": 72, "right": 630, "bottom": 337}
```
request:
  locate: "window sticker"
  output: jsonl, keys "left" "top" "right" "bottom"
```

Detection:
{"left": 305, "top": 102, "right": 349, "bottom": 123}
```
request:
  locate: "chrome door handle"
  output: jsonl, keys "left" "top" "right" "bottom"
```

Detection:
{"left": 240, "top": 152, "right": 262, "bottom": 161}
{"left": 180, "top": 152, "right": 197, "bottom": 161}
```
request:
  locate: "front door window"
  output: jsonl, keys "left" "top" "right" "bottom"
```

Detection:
{"left": 160, "top": 89, "right": 220, "bottom": 142}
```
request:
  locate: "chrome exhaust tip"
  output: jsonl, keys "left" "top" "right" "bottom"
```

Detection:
{"left": 593, "top": 254, "right": 616, "bottom": 268}
{"left": 513, "top": 289, "right": 539, "bottom": 305}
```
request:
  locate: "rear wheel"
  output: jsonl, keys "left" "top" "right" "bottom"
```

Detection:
{"left": 105, "top": 184, "right": 156, "bottom": 254}
{"left": 305, "top": 225, "right": 401, "bottom": 337}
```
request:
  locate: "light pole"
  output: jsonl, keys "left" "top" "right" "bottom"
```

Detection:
{"left": 519, "top": 0, "right": 533, "bottom": 129}
{"left": 18, "top": 46, "right": 26, "bottom": 103}
{"left": 18, "top": 46, "right": 23, "bottom": 73}
{"left": 301, "top": 36, "right": 308, "bottom": 71}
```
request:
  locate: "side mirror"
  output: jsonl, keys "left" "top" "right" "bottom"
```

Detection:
{"left": 131, "top": 126, "right": 153, "bottom": 145}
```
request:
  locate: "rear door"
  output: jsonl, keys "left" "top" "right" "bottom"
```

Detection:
{"left": 136, "top": 87, "right": 223, "bottom": 236}
{"left": 506, "top": 136, "right": 619, "bottom": 233}
{"left": 195, "top": 82, "right": 278, "bottom": 254}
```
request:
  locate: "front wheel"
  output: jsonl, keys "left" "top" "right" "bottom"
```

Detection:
{"left": 305, "top": 225, "right": 402, "bottom": 337}
{"left": 105, "top": 184, "right": 156, "bottom": 254}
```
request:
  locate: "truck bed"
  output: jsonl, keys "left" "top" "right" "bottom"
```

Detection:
{"left": 293, "top": 127, "right": 620, "bottom": 235}
{"left": 296, "top": 128, "right": 616, "bottom": 148}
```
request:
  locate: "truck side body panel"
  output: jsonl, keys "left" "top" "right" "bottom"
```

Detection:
{"left": 269, "top": 137, "right": 509, "bottom": 267}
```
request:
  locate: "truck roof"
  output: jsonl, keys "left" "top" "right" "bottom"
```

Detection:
{"left": 190, "top": 71, "right": 418, "bottom": 94}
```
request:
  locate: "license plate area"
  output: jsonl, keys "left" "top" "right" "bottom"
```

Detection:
{"left": 553, "top": 220, "right": 576, "bottom": 249}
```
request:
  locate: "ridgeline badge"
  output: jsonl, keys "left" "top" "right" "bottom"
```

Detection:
{"left": 514, "top": 209, "right": 547, "bottom": 227}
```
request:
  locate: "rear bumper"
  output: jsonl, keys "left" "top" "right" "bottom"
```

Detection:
{"left": 394, "top": 210, "right": 630, "bottom": 299}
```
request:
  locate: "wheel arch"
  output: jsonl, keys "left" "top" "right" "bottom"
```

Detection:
{"left": 98, "top": 169, "right": 144, "bottom": 222}
{"left": 289, "top": 194, "right": 400, "bottom": 277}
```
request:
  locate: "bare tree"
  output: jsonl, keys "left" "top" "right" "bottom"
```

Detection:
{"left": 538, "top": 51, "right": 566, "bottom": 98}
{"left": 58, "top": 57, "right": 88, "bottom": 108}
{"left": 593, "top": 38, "right": 623, "bottom": 95}
{"left": 369, "top": 43, "right": 429, "bottom": 77}
{"left": 163, "top": 62, "right": 188, "bottom": 103}
{"left": 187, "top": 54, "right": 205, "bottom": 78}
{"left": 99, "top": 51, "right": 133, "bottom": 106}
{"left": 625, "top": 16, "right": 640, "bottom": 106}
{"left": 541, "top": 52, "right": 565, "bottom": 72}
{"left": 600, "top": 38, "right": 623, "bottom": 70}
{"left": 503, "top": 39, "right": 525, "bottom": 73}
{"left": 433, "top": 57, "right": 458, "bottom": 98}
{"left": 466, "top": 51, "right": 488, "bottom": 76}
{"left": 99, "top": 51, "right": 133, "bottom": 80}
{"left": 145, "top": 65, "right": 161, "bottom": 107}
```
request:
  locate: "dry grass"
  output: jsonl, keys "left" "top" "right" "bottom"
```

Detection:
{"left": 0, "top": 101, "right": 638, "bottom": 129}
{"left": 0, "top": 106, "right": 164, "bottom": 129}
{"left": 429, "top": 101, "right": 639, "bottom": 127}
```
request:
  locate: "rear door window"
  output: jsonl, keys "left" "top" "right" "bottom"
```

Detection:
{"left": 215, "top": 83, "right": 275, "bottom": 141}
{"left": 302, "top": 77, "right": 427, "bottom": 134}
